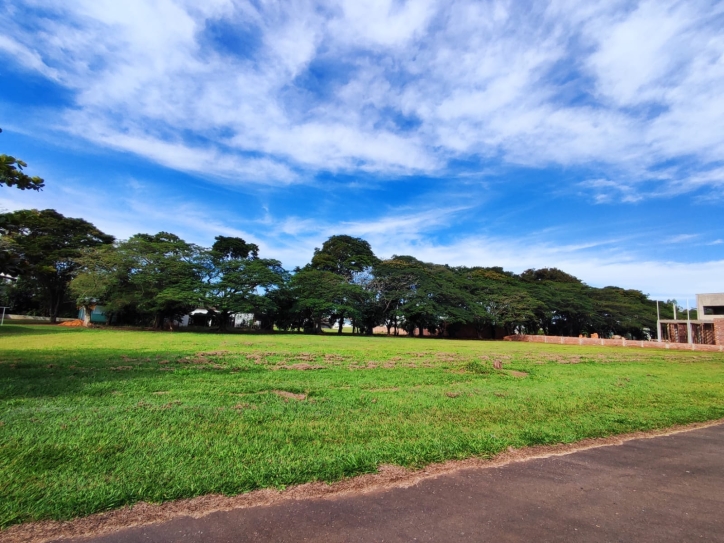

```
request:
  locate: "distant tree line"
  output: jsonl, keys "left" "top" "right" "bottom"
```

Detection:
{"left": 0, "top": 209, "right": 683, "bottom": 339}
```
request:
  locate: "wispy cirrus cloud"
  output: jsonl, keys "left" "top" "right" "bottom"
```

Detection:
{"left": 2, "top": 0, "right": 724, "bottom": 198}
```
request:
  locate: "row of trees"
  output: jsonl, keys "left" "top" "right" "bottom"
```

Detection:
{"left": 1, "top": 208, "right": 678, "bottom": 339}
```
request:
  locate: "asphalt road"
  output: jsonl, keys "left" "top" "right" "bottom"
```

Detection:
{"left": 61, "top": 424, "right": 724, "bottom": 543}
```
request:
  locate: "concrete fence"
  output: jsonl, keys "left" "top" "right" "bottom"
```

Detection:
{"left": 504, "top": 334, "right": 724, "bottom": 352}
{"left": 1, "top": 314, "right": 75, "bottom": 323}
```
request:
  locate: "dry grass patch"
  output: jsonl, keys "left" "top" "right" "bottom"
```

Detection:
{"left": 278, "top": 363, "right": 325, "bottom": 371}
{"left": 272, "top": 390, "right": 307, "bottom": 401}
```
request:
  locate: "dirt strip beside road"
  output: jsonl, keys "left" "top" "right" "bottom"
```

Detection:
{"left": 71, "top": 422, "right": 722, "bottom": 543}
{"left": 3, "top": 420, "right": 721, "bottom": 543}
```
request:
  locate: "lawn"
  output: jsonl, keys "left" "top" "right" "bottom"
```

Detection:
{"left": 1, "top": 325, "right": 723, "bottom": 528}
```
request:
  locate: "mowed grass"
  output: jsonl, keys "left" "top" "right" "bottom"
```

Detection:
{"left": 1, "top": 326, "right": 723, "bottom": 528}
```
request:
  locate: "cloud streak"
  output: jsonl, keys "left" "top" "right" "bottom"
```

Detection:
{"left": 1, "top": 0, "right": 723, "bottom": 198}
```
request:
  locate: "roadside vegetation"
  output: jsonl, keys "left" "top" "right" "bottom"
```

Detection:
{"left": 2, "top": 326, "right": 723, "bottom": 528}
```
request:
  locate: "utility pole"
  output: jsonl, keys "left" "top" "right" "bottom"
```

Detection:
{"left": 656, "top": 300, "right": 662, "bottom": 342}
{"left": 687, "top": 298, "right": 693, "bottom": 344}
{"left": 0, "top": 307, "right": 7, "bottom": 326}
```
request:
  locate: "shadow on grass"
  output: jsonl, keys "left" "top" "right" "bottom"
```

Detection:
{"left": 0, "top": 325, "right": 83, "bottom": 337}
{"left": 0, "top": 342, "right": 277, "bottom": 400}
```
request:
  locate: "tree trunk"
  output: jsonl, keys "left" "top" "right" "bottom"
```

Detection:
{"left": 419, "top": 325, "right": 425, "bottom": 337}
{"left": 338, "top": 314, "right": 344, "bottom": 334}
{"left": 219, "top": 310, "right": 229, "bottom": 333}
{"left": 49, "top": 295, "right": 60, "bottom": 324}
{"left": 82, "top": 305, "right": 93, "bottom": 327}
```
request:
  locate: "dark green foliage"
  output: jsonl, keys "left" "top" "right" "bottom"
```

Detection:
{"left": 3, "top": 216, "right": 670, "bottom": 339}
{"left": 0, "top": 129, "right": 45, "bottom": 192}
{"left": 310, "top": 235, "right": 379, "bottom": 281}
{"left": 308, "top": 235, "right": 380, "bottom": 334}
{"left": 520, "top": 267, "right": 582, "bottom": 283}
{"left": 204, "top": 237, "right": 287, "bottom": 331}
{"left": 72, "top": 233, "right": 207, "bottom": 328}
{"left": 291, "top": 269, "right": 356, "bottom": 332}
{"left": 0, "top": 209, "right": 114, "bottom": 322}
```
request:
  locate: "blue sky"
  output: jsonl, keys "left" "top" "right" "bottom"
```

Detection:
{"left": 1, "top": 0, "right": 723, "bottom": 301}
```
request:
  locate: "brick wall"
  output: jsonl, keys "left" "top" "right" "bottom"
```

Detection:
{"left": 505, "top": 334, "right": 724, "bottom": 352}
{"left": 714, "top": 318, "right": 724, "bottom": 346}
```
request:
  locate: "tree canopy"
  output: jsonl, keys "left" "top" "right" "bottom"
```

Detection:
{"left": 3, "top": 209, "right": 672, "bottom": 338}
{"left": 1, "top": 209, "right": 114, "bottom": 322}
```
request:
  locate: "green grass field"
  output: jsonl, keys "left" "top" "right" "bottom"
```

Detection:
{"left": 1, "top": 325, "right": 723, "bottom": 528}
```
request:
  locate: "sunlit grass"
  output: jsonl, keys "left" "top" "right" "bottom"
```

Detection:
{"left": 1, "top": 325, "right": 723, "bottom": 528}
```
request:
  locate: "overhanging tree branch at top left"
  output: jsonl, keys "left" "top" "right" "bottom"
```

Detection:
{"left": 0, "top": 128, "right": 45, "bottom": 191}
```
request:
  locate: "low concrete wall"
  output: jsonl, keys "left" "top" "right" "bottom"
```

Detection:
{"left": 504, "top": 334, "right": 724, "bottom": 352}
{"left": 2, "top": 314, "right": 75, "bottom": 323}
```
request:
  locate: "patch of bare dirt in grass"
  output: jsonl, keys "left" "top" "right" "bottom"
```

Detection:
{"left": 272, "top": 390, "right": 307, "bottom": 401}
{"left": 11, "top": 419, "right": 724, "bottom": 543}
{"left": 278, "top": 363, "right": 325, "bottom": 371}
{"left": 323, "top": 354, "right": 347, "bottom": 362}
{"left": 406, "top": 352, "right": 430, "bottom": 358}
{"left": 195, "top": 350, "right": 231, "bottom": 357}
{"left": 508, "top": 371, "right": 529, "bottom": 378}
{"left": 349, "top": 362, "right": 381, "bottom": 370}
{"left": 110, "top": 366, "right": 133, "bottom": 371}
{"left": 445, "top": 392, "right": 461, "bottom": 398}
{"left": 181, "top": 356, "right": 210, "bottom": 365}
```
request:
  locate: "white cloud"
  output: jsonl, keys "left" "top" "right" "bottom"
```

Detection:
{"left": 0, "top": 35, "right": 59, "bottom": 80}
{"left": 586, "top": 1, "right": 694, "bottom": 106}
{"left": 2, "top": 0, "right": 724, "bottom": 197}
{"left": 665, "top": 234, "right": 698, "bottom": 244}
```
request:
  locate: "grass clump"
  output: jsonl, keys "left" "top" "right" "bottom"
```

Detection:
{"left": 465, "top": 360, "right": 494, "bottom": 374}
{"left": 1, "top": 325, "right": 723, "bottom": 529}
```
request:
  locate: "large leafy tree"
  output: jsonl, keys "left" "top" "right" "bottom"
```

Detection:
{"left": 71, "top": 232, "right": 205, "bottom": 328}
{"left": 452, "top": 267, "right": 519, "bottom": 338}
{"left": 204, "top": 236, "right": 287, "bottom": 332}
{"left": 1, "top": 209, "right": 114, "bottom": 322}
{"left": 69, "top": 244, "right": 119, "bottom": 326}
{"left": 373, "top": 256, "right": 471, "bottom": 337}
{"left": 0, "top": 129, "right": 45, "bottom": 191}
{"left": 291, "top": 269, "right": 355, "bottom": 333}
{"left": 310, "top": 235, "right": 379, "bottom": 333}
{"left": 520, "top": 268, "right": 595, "bottom": 336}
{"left": 310, "top": 235, "right": 379, "bottom": 280}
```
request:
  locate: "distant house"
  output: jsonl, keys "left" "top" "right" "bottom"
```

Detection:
{"left": 179, "top": 309, "right": 257, "bottom": 329}
{"left": 77, "top": 305, "right": 108, "bottom": 324}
